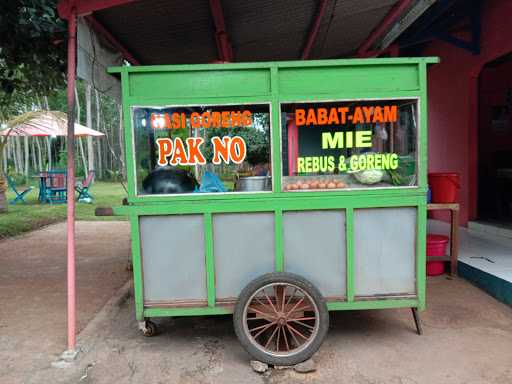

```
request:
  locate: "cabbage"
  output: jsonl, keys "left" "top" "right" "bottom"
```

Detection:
{"left": 353, "top": 169, "right": 384, "bottom": 184}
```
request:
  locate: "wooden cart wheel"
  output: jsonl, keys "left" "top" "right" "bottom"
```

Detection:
{"left": 234, "top": 272, "right": 329, "bottom": 366}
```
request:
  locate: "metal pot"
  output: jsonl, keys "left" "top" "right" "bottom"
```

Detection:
{"left": 235, "top": 176, "right": 272, "bottom": 192}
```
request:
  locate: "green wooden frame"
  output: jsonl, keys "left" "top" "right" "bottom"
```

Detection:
{"left": 110, "top": 57, "right": 437, "bottom": 321}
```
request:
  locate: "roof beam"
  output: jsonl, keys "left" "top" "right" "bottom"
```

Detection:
{"left": 84, "top": 14, "right": 141, "bottom": 65}
{"left": 427, "top": 1, "right": 481, "bottom": 55}
{"left": 399, "top": 0, "right": 457, "bottom": 48}
{"left": 357, "top": 0, "right": 414, "bottom": 57}
{"left": 302, "top": 0, "right": 328, "bottom": 60}
{"left": 379, "top": 0, "right": 437, "bottom": 50}
{"left": 58, "top": 0, "right": 138, "bottom": 20}
{"left": 208, "top": 0, "right": 233, "bottom": 62}
{"left": 399, "top": 0, "right": 480, "bottom": 54}
{"left": 358, "top": 43, "right": 400, "bottom": 58}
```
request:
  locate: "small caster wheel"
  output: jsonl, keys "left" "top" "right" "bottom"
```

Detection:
{"left": 140, "top": 320, "right": 157, "bottom": 337}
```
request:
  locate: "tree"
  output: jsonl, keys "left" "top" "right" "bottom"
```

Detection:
{"left": 202, "top": 113, "right": 271, "bottom": 165}
{"left": 0, "top": 129, "right": 13, "bottom": 212}
{"left": 0, "top": 1, "right": 66, "bottom": 120}
{"left": 85, "top": 83, "right": 95, "bottom": 172}
{"left": 0, "top": 0, "right": 66, "bottom": 212}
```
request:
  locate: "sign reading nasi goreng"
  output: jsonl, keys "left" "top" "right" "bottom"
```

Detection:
{"left": 151, "top": 110, "right": 253, "bottom": 166}
{"left": 292, "top": 104, "right": 400, "bottom": 173}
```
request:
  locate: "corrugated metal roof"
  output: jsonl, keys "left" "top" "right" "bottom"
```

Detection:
{"left": 94, "top": 0, "right": 402, "bottom": 64}
{"left": 223, "top": 0, "right": 316, "bottom": 61}
{"left": 318, "top": 0, "right": 397, "bottom": 57}
{"left": 95, "top": 0, "right": 218, "bottom": 64}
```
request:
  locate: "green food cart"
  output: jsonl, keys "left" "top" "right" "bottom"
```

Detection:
{"left": 103, "top": 57, "right": 438, "bottom": 365}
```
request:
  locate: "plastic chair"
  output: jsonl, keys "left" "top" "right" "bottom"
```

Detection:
{"left": 45, "top": 170, "right": 67, "bottom": 204}
{"left": 6, "top": 175, "right": 33, "bottom": 204}
{"left": 75, "top": 170, "right": 95, "bottom": 201}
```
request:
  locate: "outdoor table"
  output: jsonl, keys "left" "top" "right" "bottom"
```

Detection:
{"left": 32, "top": 170, "right": 67, "bottom": 204}
{"left": 98, "top": 57, "right": 438, "bottom": 366}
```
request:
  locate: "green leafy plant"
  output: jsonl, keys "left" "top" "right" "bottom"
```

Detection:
{"left": 0, "top": 1, "right": 66, "bottom": 120}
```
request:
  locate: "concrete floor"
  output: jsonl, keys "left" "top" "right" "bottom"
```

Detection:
{"left": 1, "top": 222, "right": 512, "bottom": 384}
{"left": 429, "top": 219, "right": 512, "bottom": 283}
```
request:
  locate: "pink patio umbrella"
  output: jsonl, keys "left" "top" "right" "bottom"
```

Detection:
{"left": 0, "top": 110, "right": 104, "bottom": 137}
{"left": 0, "top": 110, "right": 105, "bottom": 175}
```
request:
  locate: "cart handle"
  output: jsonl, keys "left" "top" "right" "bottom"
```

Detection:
{"left": 95, "top": 198, "right": 129, "bottom": 216}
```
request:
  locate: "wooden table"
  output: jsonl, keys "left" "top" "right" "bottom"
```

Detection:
{"left": 427, "top": 203, "right": 460, "bottom": 276}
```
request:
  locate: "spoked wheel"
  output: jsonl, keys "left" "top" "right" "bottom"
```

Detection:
{"left": 234, "top": 272, "right": 329, "bottom": 366}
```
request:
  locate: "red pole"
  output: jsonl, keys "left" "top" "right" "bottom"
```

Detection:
{"left": 66, "top": 5, "right": 77, "bottom": 352}
{"left": 208, "top": 0, "right": 233, "bottom": 62}
{"left": 302, "top": 0, "right": 328, "bottom": 60}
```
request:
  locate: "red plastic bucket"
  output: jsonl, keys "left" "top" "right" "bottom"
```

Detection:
{"left": 428, "top": 172, "right": 460, "bottom": 203}
{"left": 426, "top": 234, "right": 449, "bottom": 276}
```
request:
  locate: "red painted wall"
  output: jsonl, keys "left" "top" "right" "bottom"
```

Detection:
{"left": 421, "top": 0, "right": 512, "bottom": 225}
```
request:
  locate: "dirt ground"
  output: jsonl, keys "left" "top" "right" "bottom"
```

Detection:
{"left": 1, "top": 222, "right": 512, "bottom": 384}
{"left": 0, "top": 221, "right": 131, "bottom": 384}
{"left": 32, "top": 276, "right": 512, "bottom": 384}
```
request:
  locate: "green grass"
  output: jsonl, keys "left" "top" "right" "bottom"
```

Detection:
{"left": 0, "top": 181, "right": 127, "bottom": 239}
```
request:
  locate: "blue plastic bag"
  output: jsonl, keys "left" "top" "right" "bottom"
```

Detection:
{"left": 195, "top": 171, "right": 227, "bottom": 193}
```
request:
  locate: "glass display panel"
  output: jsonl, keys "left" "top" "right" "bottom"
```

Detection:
{"left": 132, "top": 104, "right": 271, "bottom": 195}
{"left": 280, "top": 99, "right": 418, "bottom": 191}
